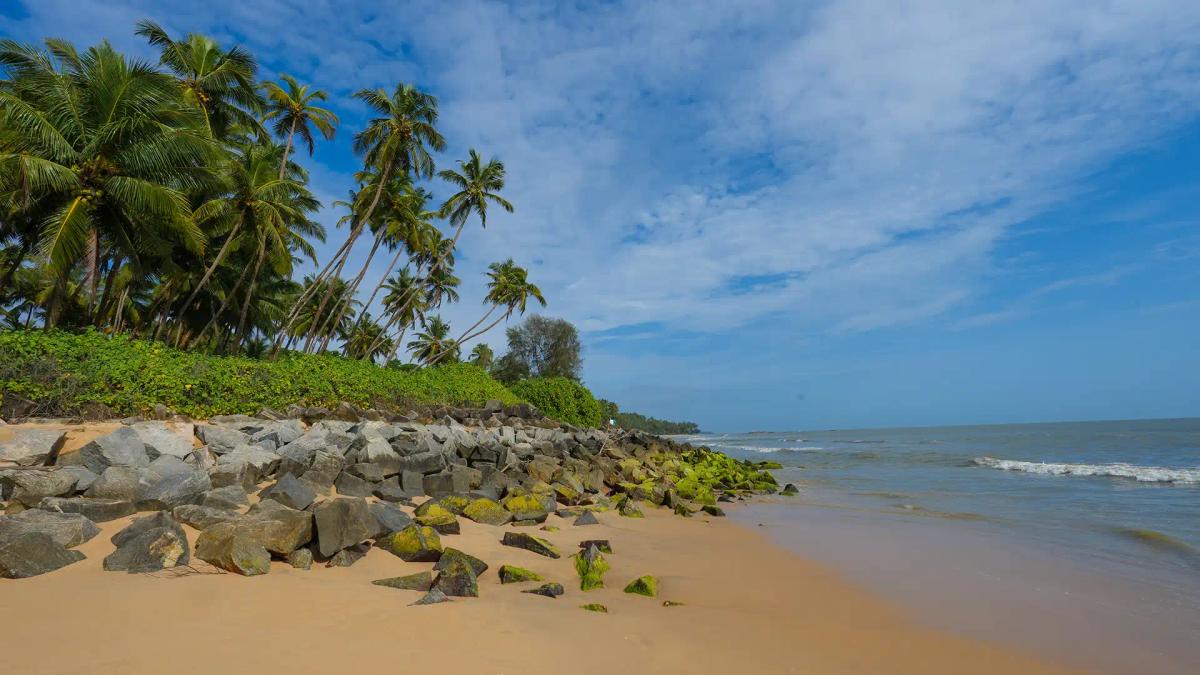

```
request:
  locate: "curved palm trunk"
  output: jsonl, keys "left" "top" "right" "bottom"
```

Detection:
{"left": 426, "top": 309, "right": 508, "bottom": 367}
{"left": 279, "top": 118, "right": 298, "bottom": 180}
{"left": 234, "top": 237, "right": 267, "bottom": 350}
{"left": 173, "top": 217, "right": 244, "bottom": 344}
{"left": 270, "top": 230, "right": 361, "bottom": 357}
{"left": 195, "top": 257, "right": 255, "bottom": 349}
{"left": 360, "top": 248, "right": 405, "bottom": 320}
{"left": 315, "top": 230, "right": 385, "bottom": 353}
{"left": 373, "top": 219, "right": 466, "bottom": 353}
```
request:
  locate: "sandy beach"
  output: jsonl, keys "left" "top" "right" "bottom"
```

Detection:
{"left": 1, "top": 495, "right": 1079, "bottom": 674}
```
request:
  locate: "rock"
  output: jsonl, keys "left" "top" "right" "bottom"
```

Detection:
{"left": 581, "top": 603, "right": 608, "bottom": 613}
{"left": 500, "top": 532, "right": 561, "bottom": 559}
{"left": 372, "top": 570, "right": 432, "bottom": 591}
{"left": 76, "top": 427, "right": 149, "bottom": 474}
{"left": 781, "top": 483, "right": 799, "bottom": 496}
{"left": 701, "top": 504, "right": 725, "bottom": 517}
{"left": 333, "top": 471, "right": 373, "bottom": 498}
{"left": 369, "top": 502, "right": 413, "bottom": 537}
{"left": 623, "top": 575, "right": 658, "bottom": 597}
{"left": 216, "top": 445, "right": 280, "bottom": 475}
{"left": 172, "top": 504, "right": 238, "bottom": 530}
{"left": 376, "top": 524, "right": 442, "bottom": 562}
{"left": 399, "top": 470, "right": 424, "bottom": 496}
{"left": 287, "top": 548, "right": 313, "bottom": 570}
{"left": 0, "top": 428, "right": 66, "bottom": 465}
{"left": 136, "top": 469, "right": 211, "bottom": 510}
{"left": 662, "top": 600, "right": 685, "bottom": 607}
{"left": 1, "top": 468, "right": 79, "bottom": 506}
{"left": 578, "top": 539, "right": 612, "bottom": 554}
{"left": 398, "top": 450, "right": 448, "bottom": 477}
{"left": 410, "top": 587, "right": 450, "bottom": 606}
{"left": 344, "top": 462, "right": 388, "bottom": 483}
{"left": 0, "top": 509, "right": 99, "bottom": 548}
{"left": 372, "top": 478, "right": 407, "bottom": 502}
{"left": 131, "top": 421, "right": 194, "bottom": 459}
{"left": 573, "top": 511, "right": 599, "bottom": 526}
{"left": 195, "top": 522, "right": 271, "bottom": 576}
{"left": 195, "top": 425, "right": 250, "bottom": 453}
{"left": 260, "top": 474, "right": 316, "bottom": 510}
{"left": 58, "top": 466, "right": 99, "bottom": 492}
{"left": 523, "top": 582, "right": 564, "bottom": 598}
{"left": 84, "top": 466, "right": 154, "bottom": 502}
{"left": 147, "top": 455, "right": 193, "bottom": 478}
{"left": 462, "top": 497, "right": 512, "bottom": 526}
{"left": 332, "top": 401, "right": 360, "bottom": 422}
{"left": 619, "top": 500, "right": 645, "bottom": 518}
{"left": 103, "top": 512, "right": 189, "bottom": 573}
{"left": 574, "top": 544, "right": 610, "bottom": 591}
{"left": 312, "top": 497, "right": 375, "bottom": 557}
{"left": 498, "top": 564, "right": 543, "bottom": 584}
{"left": 434, "top": 548, "right": 488, "bottom": 577}
{"left": 208, "top": 461, "right": 257, "bottom": 492}
{"left": 37, "top": 496, "right": 135, "bottom": 522}
{"left": 432, "top": 556, "right": 479, "bottom": 597}
{"left": 0, "top": 532, "right": 85, "bottom": 578}
{"left": 501, "top": 493, "right": 550, "bottom": 523}
{"left": 240, "top": 501, "right": 314, "bottom": 555}
{"left": 326, "top": 543, "right": 369, "bottom": 567}
{"left": 414, "top": 502, "right": 459, "bottom": 535}
{"left": 201, "top": 485, "right": 248, "bottom": 511}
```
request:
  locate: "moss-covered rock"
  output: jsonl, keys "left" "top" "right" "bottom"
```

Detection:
{"left": 522, "top": 582, "right": 564, "bottom": 598}
{"left": 376, "top": 524, "right": 442, "bottom": 562}
{"left": 781, "top": 483, "right": 799, "bottom": 496}
{"left": 414, "top": 503, "right": 460, "bottom": 535}
{"left": 435, "top": 547, "right": 488, "bottom": 577}
{"left": 578, "top": 539, "right": 612, "bottom": 554}
{"left": 433, "top": 557, "right": 479, "bottom": 598}
{"left": 701, "top": 504, "right": 725, "bottom": 517}
{"left": 673, "top": 503, "right": 693, "bottom": 517}
{"left": 619, "top": 500, "right": 644, "bottom": 518}
{"left": 624, "top": 575, "right": 658, "bottom": 597}
{"left": 573, "top": 544, "right": 610, "bottom": 591}
{"left": 462, "top": 497, "right": 512, "bottom": 526}
{"left": 498, "top": 564, "right": 542, "bottom": 584}
{"left": 372, "top": 570, "right": 433, "bottom": 591}
{"left": 500, "top": 531, "right": 560, "bottom": 559}
{"left": 502, "top": 492, "right": 550, "bottom": 522}
{"left": 581, "top": 603, "right": 608, "bottom": 613}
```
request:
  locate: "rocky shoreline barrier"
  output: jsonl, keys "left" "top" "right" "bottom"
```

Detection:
{"left": 0, "top": 402, "right": 786, "bottom": 604}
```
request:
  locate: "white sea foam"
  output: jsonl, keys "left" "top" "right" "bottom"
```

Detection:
{"left": 973, "top": 457, "right": 1200, "bottom": 484}
{"left": 710, "top": 444, "right": 825, "bottom": 454}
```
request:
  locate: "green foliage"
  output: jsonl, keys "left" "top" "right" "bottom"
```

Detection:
{"left": 492, "top": 315, "right": 581, "bottom": 384}
{"left": 509, "top": 376, "right": 603, "bottom": 428}
{"left": 0, "top": 329, "right": 517, "bottom": 418}
{"left": 678, "top": 446, "right": 779, "bottom": 495}
{"left": 614, "top": 410, "right": 699, "bottom": 434}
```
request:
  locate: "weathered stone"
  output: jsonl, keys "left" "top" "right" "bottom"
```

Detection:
{"left": 216, "top": 445, "right": 280, "bottom": 475}
{"left": 313, "top": 497, "right": 375, "bottom": 557}
{"left": 201, "top": 485, "right": 248, "bottom": 511}
{"left": 84, "top": 466, "right": 154, "bottom": 502}
{"left": 500, "top": 531, "right": 561, "bottom": 559}
{"left": 38, "top": 496, "right": 135, "bottom": 522}
{"left": 261, "top": 474, "right": 316, "bottom": 510}
{"left": 701, "top": 504, "right": 725, "bottom": 517}
{"left": 0, "top": 509, "right": 99, "bottom": 548}
{"left": 326, "top": 543, "right": 368, "bottom": 567}
{"left": 0, "top": 428, "right": 65, "bottom": 465}
{"left": 104, "top": 512, "right": 189, "bottom": 573}
{"left": 578, "top": 539, "right": 612, "bottom": 553}
{"left": 195, "top": 425, "right": 250, "bottom": 453}
{"left": 398, "top": 450, "right": 448, "bottom": 476}
{"left": 422, "top": 469, "right": 469, "bottom": 498}
{"left": 333, "top": 471, "right": 373, "bottom": 498}
{"left": 332, "top": 401, "right": 360, "bottom": 422}
{"left": 619, "top": 500, "right": 645, "bottom": 518}
{"left": 462, "top": 497, "right": 512, "bottom": 526}
{"left": 147, "top": 455, "right": 193, "bottom": 478}
{"left": 1, "top": 468, "right": 79, "bottom": 506}
{"left": 523, "top": 582, "right": 564, "bottom": 598}
{"left": 58, "top": 466, "right": 99, "bottom": 492}
{"left": 136, "top": 469, "right": 211, "bottom": 510}
{"left": 574, "top": 544, "right": 610, "bottom": 590}
{"left": 344, "top": 462, "right": 387, "bottom": 483}
{"left": 0, "top": 531, "right": 85, "bottom": 578}
{"left": 287, "top": 547, "right": 313, "bottom": 569}
{"left": 623, "top": 575, "right": 658, "bottom": 597}
{"left": 376, "top": 524, "right": 442, "bottom": 562}
{"left": 240, "top": 500, "right": 314, "bottom": 555}
{"left": 172, "top": 504, "right": 238, "bottom": 530}
{"left": 372, "top": 570, "right": 432, "bottom": 591}
{"left": 77, "top": 427, "right": 149, "bottom": 474}
{"left": 208, "top": 461, "right": 257, "bottom": 491}
{"left": 574, "top": 510, "right": 599, "bottom": 526}
{"left": 581, "top": 603, "right": 608, "bottom": 613}
{"left": 195, "top": 522, "right": 271, "bottom": 576}
{"left": 414, "top": 502, "right": 459, "bottom": 535}
{"left": 781, "top": 483, "right": 799, "bottom": 496}
{"left": 434, "top": 547, "right": 488, "bottom": 577}
{"left": 410, "top": 587, "right": 450, "bottom": 606}
{"left": 498, "top": 564, "right": 543, "bottom": 584}
{"left": 131, "top": 421, "right": 194, "bottom": 459}
{"left": 433, "top": 556, "right": 479, "bottom": 597}
{"left": 501, "top": 492, "right": 551, "bottom": 523}
{"left": 372, "top": 477, "right": 407, "bottom": 502}
{"left": 369, "top": 502, "right": 413, "bottom": 537}
{"left": 400, "top": 470, "right": 424, "bottom": 496}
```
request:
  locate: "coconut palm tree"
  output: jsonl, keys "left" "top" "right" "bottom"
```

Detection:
{"left": 343, "top": 312, "right": 392, "bottom": 361}
{"left": 261, "top": 74, "right": 338, "bottom": 179}
{"left": 427, "top": 259, "right": 544, "bottom": 365}
{"left": 469, "top": 343, "right": 494, "bottom": 370}
{"left": 135, "top": 20, "right": 264, "bottom": 139}
{"left": 0, "top": 38, "right": 217, "bottom": 324}
{"left": 406, "top": 314, "right": 457, "bottom": 365}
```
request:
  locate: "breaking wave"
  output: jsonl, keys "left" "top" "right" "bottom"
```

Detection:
{"left": 973, "top": 457, "right": 1200, "bottom": 484}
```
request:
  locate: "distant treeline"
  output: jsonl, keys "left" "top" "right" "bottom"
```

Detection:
{"left": 598, "top": 399, "right": 700, "bottom": 434}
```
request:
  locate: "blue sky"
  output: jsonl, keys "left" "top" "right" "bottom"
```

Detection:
{"left": 4, "top": 1, "right": 1199, "bottom": 431}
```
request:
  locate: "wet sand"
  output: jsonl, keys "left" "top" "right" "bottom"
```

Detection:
{"left": 0, "top": 499, "right": 1080, "bottom": 674}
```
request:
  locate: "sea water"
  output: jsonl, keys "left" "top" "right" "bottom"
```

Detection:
{"left": 682, "top": 418, "right": 1200, "bottom": 674}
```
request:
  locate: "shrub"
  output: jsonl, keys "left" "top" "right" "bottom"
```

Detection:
{"left": 0, "top": 330, "right": 519, "bottom": 418}
{"left": 509, "top": 376, "right": 603, "bottom": 428}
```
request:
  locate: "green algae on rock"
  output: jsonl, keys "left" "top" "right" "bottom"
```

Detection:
{"left": 498, "top": 564, "right": 543, "bottom": 584}
{"left": 462, "top": 497, "right": 512, "bottom": 526}
{"left": 581, "top": 603, "right": 608, "bottom": 613}
{"left": 623, "top": 575, "right": 658, "bottom": 597}
{"left": 500, "top": 531, "right": 561, "bottom": 558}
{"left": 573, "top": 544, "right": 610, "bottom": 591}
{"left": 377, "top": 524, "right": 442, "bottom": 562}
{"left": 372, "top": 570, "right": 433, "bottom": 591}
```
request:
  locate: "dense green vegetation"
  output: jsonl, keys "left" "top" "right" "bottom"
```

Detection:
{"left": 0, "top": 24, "right": 543, "bottom": 364}
{"left": 598, "top": 399, "right": 700, "bottom": 434}
{"left": 509, "top": 376, "right": 603, "bottom": 428}
{"left": 0, "top": 329, "right": 518, "bottom": 419}
{"left": 491, "top": 315, "right": 581, "bottom": 384}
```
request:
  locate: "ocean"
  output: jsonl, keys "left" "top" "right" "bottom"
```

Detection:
{"left": 681, "top": 418, "right": 1200, "bottom": 674}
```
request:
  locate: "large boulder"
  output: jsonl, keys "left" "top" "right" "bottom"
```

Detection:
{"left": 194, "top": 522, "right": 271, "bottom": 576}
{"left": 260, "top": 474, "right": 316, "bottom": 510}
{"left": 85, "top": 466, "right": 155, "bottom": 502}
{"left": 462, "top": 497, "right": 512, "bottom": 526}
{"left": 208, "top": 461, "right": 257, "bottom": 492}
{"left": 376, "top": 524, "right": 442, "bottom": 562}
{"left": 500, "top": 531, "right": 561, "bottom": 559}
{"left": 194, "top": 425, "right": 250, "bottom": 453}
{"left": 0, "top": 531, "right": 85, "bottom": 578}
{"left": 239, "top": 500, "right": 313, "bottom": 555}
{"left": 1, "top": 468, "right": 79, "bottom": 506}
{"left": 103, "top": 512, "right": 190, "bottom": 573}
{"left": 37, "top": 496, "right": 135, "bottom": 522}
{"left": 136, "top": 469, "right": 211, "bottom": 510}
{"left": 216, "top": 445, "right": 280, "bottom": 475}
{"left": 414, "top": 502, "right": 459, "bottom": 535}
{"left": 434, "top": 548, "right": 488, "bottom": 577}
{"left": 333, "top": 471, "right": 374, "bottom": 498}
{"left": 312, "top": 497, "right": 375, "bottom": 557}
{"left": 432, "top": 556, "right": 479, "bottom": 598}
{"left": 0, "top": 428, "right": 66, "bottom": 465}
{"left": 201, "top": 485, "right": 249, "bottom": 511}
{"left": 130, "top": 421, "right": 194, "bottom": 460}
{"left": 369, "top": 502, "right": 413, "bottom": 537}
{"left": 0, "top": 509, "right": 99, "bottom": 548}
{"left": 75, "top": 427, "right": 149, "bottom": 474}
{"left": 172, "top": 504, "right": 238, "bottom": 530}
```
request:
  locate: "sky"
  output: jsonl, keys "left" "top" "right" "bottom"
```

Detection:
{"left": 3, "top": 0, "right": 1199, "bottom": 431}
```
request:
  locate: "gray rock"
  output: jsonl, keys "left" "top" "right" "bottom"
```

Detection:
{"left": 398, "top": 450, "right": 448, "bottom": 476}
{"left": 208, "top": 461, "right": 257, "bottom": 491}
{"left": 172, "top": 504, "right": 238, "bottom": 530}
{"left": 37, "top": 496, "right": 135, "bottom": 522}
{"left": 333, "top": 471, "right": 373, "bottom": 498}
{"left": 260, "top": 474, "right": 316, "bottom": 510}
{"left": 325, "top": 543, "right": 368, "bottom": 567}
{"left": 501, "top": 531, "right": 561, "bottom": 558}
{"left": 313, "top": 497, "right": 375, "bottom": 557}
{"left": 77, "top": 427, "right": 149, "bottom": 474}
{"left": 287, "top": 547, "right": 313, "bottom": 569}
{"left": 147, "top": 455, "right": 193, "bottom": 478}
{"left": 410, "top": 587, "right": 450, "bottom": 606}
{"left": 372, "top": 477, "right": 407, "bottom": 502}
{"left": 85, "top": 466, "right": 155, "bottom": 502}
{"left": 0, "top": 509, "right": 99, "bottom": 548}
{"left": 523, "top": 582, "right": 565, "bottom": 598}
{"left": 216, "top": 445, "right": 279, "bottom": 475}
{"left": 131, "top": 421, "right": 194, "bottom": 459}
{"left": 433, "top": 556, "right": 479, "bottom": 597}
{"left": 201, "top": 485, "right": 248, "bottom": 511}
{"left": 136, "top": 469, "right": 211, "bottom": 510}
{"left": 372, "top": 570, "right": 432, "bottom": 591}
{"left": 422, "top": 469, "right": 469, "bottom": 498}
{"left": 400, "top": 470, "right": 424, "bottom": 496}
{"left": 369, "top": 501, "right": 413, "bottom": 537}
{"left": 103, "top": 512, "right": 190, "bottom": 573}
{"left": 1, "top": 468, "right": 79, "bottom": 506}
{"left": 194, "top": 425, "right": 250, "bottom": 453}
{"left": 58, "top": 465, "right": 99, "bottom": 492}
{"left": 239, "top": 500, "right": 314, "bottom": 555}
{"left": 0, "top": 531, "right": 85, "bottom": 578}
{"left": 574, "top": 511, "right": 599, "bottom": 526}
{"left": 0, "top": 428, "right": 66, "bottom": 465}
{"left": 194, "top": 522, "right": 271, "bottom": 576}
{"left": 344, "top": 462, "right": 387, "bottom": 483}
{"left": 434, "top": 547, "right": 488, "bottom": 577}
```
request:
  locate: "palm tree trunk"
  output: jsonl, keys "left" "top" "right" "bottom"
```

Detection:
{"left": 84, "top": 228, "right": 100, "bottom": 311}
{"left": 93, "top": 256, "right": 121, "bottom": 327}
{"left": 316, "top": 230, "right": 385, "bottom": 353}
{"left": 234, "top": 237, "right": 267, "bottom": 350}
{"left": 360, "top": 247, "right": 405, "bottom": 319}
{"left": 195, "top": 259, "right": 255, "bottom": 350}
{"left": 278, "top": 119, "right": 297, "bottom": 180}
{"left": 175, "top": 216, "right": 243, "bottom": 328}
{"left": 428, "top": 310, "right": 509, "bottom": 366}
{"left": 270, "top": 230, "right": 361, "bottom": 357}
{"left": 376, "top": 220, "right": 465, "bottom": 349}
